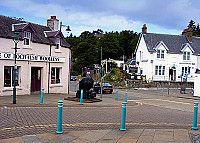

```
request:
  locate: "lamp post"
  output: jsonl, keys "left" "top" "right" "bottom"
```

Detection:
{"left": 60, "top": 21, "right": 71, "bottom": 32}
{"left": 100, "top": 47, "right": 102, "bottom": 100}
{"left": 12, "top": 32, "right": 20, "bottom": 104}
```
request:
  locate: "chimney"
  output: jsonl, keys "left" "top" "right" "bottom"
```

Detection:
{"left": 182, "top": 28, "right": 193, "bottom": 42}
{"left": 47, "top": 16, "right": 59, "bottom": 31}
{"left": 142, "top": 24, "right": 147, "bottom": 34}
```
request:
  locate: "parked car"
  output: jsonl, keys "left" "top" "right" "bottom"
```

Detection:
{"left": 70, "top": 76, "right": 76, "bottom": 81}
{"left": 94, "top": 83, "right": 113, "bottom": 94}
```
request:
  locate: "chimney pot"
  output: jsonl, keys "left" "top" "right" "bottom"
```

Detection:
{"left": 51, "top": 16, "right": 56, "bottom": 19}
{"left": 182, "top": 28, "right": 192, "bottom": 42}
{"left": 142, "top": 24, "right": 147, "bottom": 34}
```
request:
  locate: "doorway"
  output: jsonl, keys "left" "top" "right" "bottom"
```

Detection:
{"left": 169, "top": 66, "right": 176, "bottom": 81}
{"left": 31, "top": 67, "right": 41, "bottom": 92}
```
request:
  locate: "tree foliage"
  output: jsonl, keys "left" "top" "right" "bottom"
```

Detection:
{"left": 66, "top": 30, "right": 139, "bottom": 74}
{"left": 187, "top": 20, "right": 200, "bottom": 37}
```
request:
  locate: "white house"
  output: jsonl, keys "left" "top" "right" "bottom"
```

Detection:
{"left": 135, "top": 24, "right": 200, "bottom": 82}
{"left": 0, "top": 15, "right": 71, "bottom": 96}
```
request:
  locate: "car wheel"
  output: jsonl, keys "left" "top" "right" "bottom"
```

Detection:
{"left": 109, "top": 91, "right": 112, "bottom": 94}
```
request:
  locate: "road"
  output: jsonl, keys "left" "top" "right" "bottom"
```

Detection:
{"left": 0, "top": 84, "right": 197, "bottom": 139}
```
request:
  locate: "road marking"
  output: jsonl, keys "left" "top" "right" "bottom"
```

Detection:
{"left": 128, "top": 99, "right": 191, "bottom": 105}
{"left": 0, "top": 106, "right": 120, "bottom": 109}
{"left": 1, "top": 122, "right": 193, "bottom": 131}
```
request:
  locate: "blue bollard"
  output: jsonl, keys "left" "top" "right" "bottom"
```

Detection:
{"left": 192, "top": 102, "right": 198, "bottom": 130}
{"left": 80, "top": 89, "right": 83, "bottom": 105}
{"left": 40, "top": 88, "right": 44, "bottom": 104}
{"left": 56, "top": 100, "right": 63, "bottom": 134}
{"left": 120, "top": 102, "right": 127, "bottom": 131}
{"left": 125, "top": 90, "right": 127, "bottom": 103}
{"left": 192, "top": 88, "right": 194, "bottom": 96}
{"left": 115, "top": 89, "right": 118, "bottom": 100}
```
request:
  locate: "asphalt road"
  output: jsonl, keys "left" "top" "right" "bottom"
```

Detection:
{"left": 0, "top": 84, "right": 197, "bottom": 139}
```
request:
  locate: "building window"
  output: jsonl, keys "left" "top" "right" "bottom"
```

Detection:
{"left": 24, "top": 31, "right": 31, "bottom": 46}
{"left": 183, "top": 52, "right": 190, "bottom": 60}
{"left": 157, "top": 50, "right": 164, "bottom": 59}
{"left": 155, "top": 65, "right": 165, "bottom": 75}
{"left": 182, "top": 66, "right": 191, "bottom": 75}
{"left": 55, "top": 38, "right": 60, "bottom": 49}
{"left": 51, "top": 67, "right": 61, "bottom": 84}
{"left": 4, "top": 66, "right": 20, "bottom": 87}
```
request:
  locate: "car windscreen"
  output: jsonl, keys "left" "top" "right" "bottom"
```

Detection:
{"left": 103, "top": 83, "right": 111, "bottom": 86}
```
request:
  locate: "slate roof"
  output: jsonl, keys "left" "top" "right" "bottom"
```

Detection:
{"left": 143, "top": 33, "right": 200, "bottom": 55}
{"left": 0, "top": 15, "right": 70, "bottom": 48}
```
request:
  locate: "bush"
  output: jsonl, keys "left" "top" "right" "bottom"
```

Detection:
{"left": 104, "top": 68, "right": 123, "bottom": 82}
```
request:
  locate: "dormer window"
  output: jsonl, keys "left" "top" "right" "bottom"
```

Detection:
{"left": 24, "top": 31, "right": 31, "bottom": 46}
{"left": 55, "top": 38, "right": 60, "bottom": 49}
{"left": 183, "top": 52, "right": 190, "bottom": 60}
{"left": 157, "top": 50, "right": 164, "bottom": 59}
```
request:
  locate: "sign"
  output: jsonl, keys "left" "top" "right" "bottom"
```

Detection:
{"left": 0, "top": 52, "right": 65, "bottom": 62}
{"left": 141, "top": 60, "right": 148, "bottom": 62}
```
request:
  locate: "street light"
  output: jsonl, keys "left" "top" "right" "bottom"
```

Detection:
{"left": 60, "top": 21, "right": 71, "bottom": 33}
{"left": 12, "top": 31, "right": 20, "bottom": 104}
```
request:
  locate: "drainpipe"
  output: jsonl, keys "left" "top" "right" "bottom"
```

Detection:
{"left": 48, "top": 45, "right": 52, "bottom": 94}
{"left": 68, "top": 48, "right": 71, "bottom": 94}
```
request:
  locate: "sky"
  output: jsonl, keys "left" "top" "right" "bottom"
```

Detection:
{"left": 0, "top": 0, "right": 200, "bottom": 37}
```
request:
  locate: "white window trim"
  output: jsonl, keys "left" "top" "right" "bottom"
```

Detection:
{"left": 157, "top": 50, "right": 165, "bottom": 59}
{"left": 23, "top": 31, "right": 32, "bottom": 49}
{"left": 4, "top": 66, "right": 20, "bottom": 88}
{"left": 183, "top": 51, "right": 190, "bottom": 61}
{"left": 155, "top": 65, "right": 165, "bottom": 76}
{"left": 51, "top": 67, "right": 61, "bottom": 84}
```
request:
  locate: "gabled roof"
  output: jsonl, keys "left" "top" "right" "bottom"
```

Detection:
{"left": 143, "top": 33, "right": 189, "bottom": 54}
{"left": 0, "top": 15, "right": 70, "bottom": 48}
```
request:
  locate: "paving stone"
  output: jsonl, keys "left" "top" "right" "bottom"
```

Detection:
{"left": 79, "top": 130, "right": 111, "bottom": 142}
{"left": 71, "top": 138, "right": 95, "bottom": 143}
{"left": 106, "top": 129, "right": 125, "bottom": 136}
{"left": 117, "top": 137, "right": 137, "bottom": 143}
{"left": 47, "top": 134, "right": 76, "bottom": 143}
{"left": 174, "top": 129, "right": 191, "bottom": 142}
{"left": 153, "top": 134, "right": 173, "bottom": 142}
{"left": 67, "top": 130, "right": 89, "bottom": 137}
{"left": 36, "top": 133, "right": 60, "bottom": 141}
{"left": 97, "top": 134, "right": 122, "bottom": 143}
{"left": 22, "top": 135, "right": 41, "bottom": 143}
{"left": 0, "top": 137, "right": 24, "bottom": 143}
{"left": 137, "top": 135, "right": 154, "bottom": 143}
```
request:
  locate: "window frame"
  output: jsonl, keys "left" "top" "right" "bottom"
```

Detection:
{"left": 157, "top": 50, "right": 165, "bottom": 59}
{"left": 155, "top": 65, "right": 165, "bottom": 76}
{"left": 183, "top": 51, "right": 190, "bottom": 60}
{"left": 4, "top": 66, "right": 20, "bottom": 87}
{"left": 24, "top": 31, "right": 31, "bottom": 46}
{"left": 55, "top": 38, "right": 60, "bottom": 50}
{"left": 51, "top": 67, "right": 61, "bottom": 84}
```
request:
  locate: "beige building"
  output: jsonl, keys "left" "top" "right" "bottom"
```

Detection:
{"left": 0, "top": 15, "right": 71, "bottom": 96}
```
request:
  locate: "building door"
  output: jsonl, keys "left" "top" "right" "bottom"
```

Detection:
{"left": 31, "top": 67, "right": 41, "bottom": 92}
{"left": 169, "top": 67, "right": 176, "bottom": 81}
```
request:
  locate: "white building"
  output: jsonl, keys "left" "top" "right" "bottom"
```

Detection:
{"left": 0, "top": 15, "right": 71, "bottom": 96}
{"left": 135, "top": 24, "right": 200, "bottom": 82}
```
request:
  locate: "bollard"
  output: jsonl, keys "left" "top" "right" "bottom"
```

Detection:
{"left": 192, "top": 88, "right": 194, "bottom": 96}
{"left": 56, "top": 100, "right": 63, "bottom": 134}
{"left": 40, "top": 88, "right": 44, "bottom": 104}
{"left": 80, "top": 89, "right": 83, "bottom": 105}
{"left": 120, "top": 102, "right": 127, "bottom": 131}
{"left": 125, "top": 90, "right": 127, "bottom": 103}
{"left": 115, "top": 89, "right": 118, "bottom": 100}
{"left": 192, "top": 102, "right": 198, "bottom": 130}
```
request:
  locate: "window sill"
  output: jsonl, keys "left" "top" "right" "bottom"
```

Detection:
{"left": 50, "top": 84, "right": 63, "bottom": 88}
{"left": 54, "top": 49, "right": 62, "bottom": 53}
{"left": 22, "top": 45, "right": 32, "bottom": 49}
{"left": 3, "top": 87, "right": 22, "bottom": 92}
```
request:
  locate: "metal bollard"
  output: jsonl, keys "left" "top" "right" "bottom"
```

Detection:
{"left": 120, "top": 102, "right": 127, "bottom": 131}
{"left": 192, "top": 102, "right": 198, "bottom": 130}
{"left": 125, "top": 90, "right": 127, "bottom": 103}
{"left": 115, "top": 89, "right": 118, "bottom": 100}
{"left": 56, "top": 100, "right": 63, "bottom": 134}
{"left": 192, "top": 88, "right": 194, "bottom": 96}
{"left": 80, "top": 89, "right": 83, "bottom": 105}
{"left": 40, "top": 88, "right": 44, "bottom": 104}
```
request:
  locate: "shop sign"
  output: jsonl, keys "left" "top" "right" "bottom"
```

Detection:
{"left": 0, "top": 52, "right": 65, "bottom": 62}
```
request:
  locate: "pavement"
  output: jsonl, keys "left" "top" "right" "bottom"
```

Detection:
{"left": 0, "top": 88, "right": 199, "bottom": 143}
